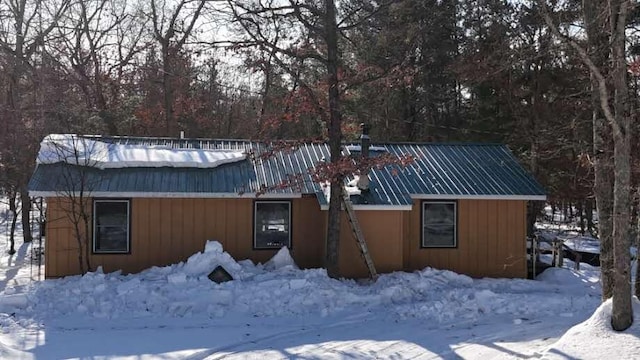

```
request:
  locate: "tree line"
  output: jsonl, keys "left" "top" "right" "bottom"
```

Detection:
{"left": 0, "top": 0, "right": 638, "bottom": 329}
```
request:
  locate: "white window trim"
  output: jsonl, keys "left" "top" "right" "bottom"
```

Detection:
{"left": 421, "top": 201, "right": 457, "bottom": 248}
{"left": 93, "top": 199, "right": 131, "bottom": 254}
{"left": 254, "top": 200, "right": 292, "bottom": 250}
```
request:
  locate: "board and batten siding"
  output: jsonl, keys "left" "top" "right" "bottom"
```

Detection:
{"left": 338, "top": 210, "right": 404, "bottom": 279}
{"left": 44, "top": 197, "right": 528, "bottom": 279}
{"left": 403, "top": 199, "right": 527, "bottom": 278}
{"left": 44, "top": 196, "right": 326, "bottom": 278}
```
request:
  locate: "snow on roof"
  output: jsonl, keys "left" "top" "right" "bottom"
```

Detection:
{"left": 37, "top": 134, "right": 246, "bottom": 169}
{"left": 345, "top": 144, "right": 387, "bottom": 152}
{"left": 320, "top": 177, "right": 363, "bottom": 204}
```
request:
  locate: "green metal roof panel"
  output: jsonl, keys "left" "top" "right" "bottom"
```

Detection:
{"left": 29, "top": 162, "right": 257, "bottom": 194}
{"left": 375, "top": 143, "right": 546, "bottom": 197}
{"left": 28, "top": 136, "right": 546, "bottom": 203}
{"left": 29, "top": 138, "right": 328, "bottom": 195}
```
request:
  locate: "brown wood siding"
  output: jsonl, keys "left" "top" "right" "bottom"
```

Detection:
{"left": 44, "top": 197, "right": 326, "bottom": 278}
{"left": 404, "top": 199, "right": 527, "bottom": 278}
{"left": 290, "top": 196, "right": 326, "bottom": 269}
{"left": 44, "top": 197, "right": 88, "bottom": 278}
{"left": 44, "top": 196, "right": 525, "bottom": 279}
{"left": 339, "top": 210, "right": 404, "bottom": 279}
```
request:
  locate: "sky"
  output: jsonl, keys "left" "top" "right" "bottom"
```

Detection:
{"left": 0, "top": 200, "right": 639, "bottom": 359}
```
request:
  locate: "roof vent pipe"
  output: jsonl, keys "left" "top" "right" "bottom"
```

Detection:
{"left": 357, "top": 123, "right": 370, "bottom": 191}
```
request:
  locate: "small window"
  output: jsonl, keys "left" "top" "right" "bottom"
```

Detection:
{"left": 93, "top": 200, "right": 130, "bottom": 253}
{"left": 254, "top": 201, "right": 291, "bottom": 249}
{"left": 422, "top": 201, "right": 456, "bottom": 248}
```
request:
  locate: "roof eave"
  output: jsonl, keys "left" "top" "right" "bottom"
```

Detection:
{"left": 30, "top": 191, "right": 546, "bottom": 202}
{"left": 411, "top": 194, "right": 547, "bottom": 201}
{"left": 319, "top": 204, "right": 413, "bottom": 211}
{"left": 28, "top": 191, "right": 303, "bottom": 199}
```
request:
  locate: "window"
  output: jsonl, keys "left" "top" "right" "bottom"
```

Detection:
{"left": 93, "top": 200, "right": 130, "bottom": 253}
{"left": 422, "top": 201, "right": 456, "bottom": 248}
{"left": 254, "top": 201, "right": 291, "bottom": 249}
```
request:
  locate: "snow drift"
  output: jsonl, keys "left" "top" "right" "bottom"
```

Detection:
{"left": 1, "top": 229, "right": 630, "bottom": 360}
{"left": 1, "top": 241, "right": 599, "bottom": 324}
{"left": 543, "top": 298, "right": 640, "bottom": 359}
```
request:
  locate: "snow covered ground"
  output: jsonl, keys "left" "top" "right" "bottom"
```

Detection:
{"left": 0, "top": 202, "right": 639, "bottom": 359}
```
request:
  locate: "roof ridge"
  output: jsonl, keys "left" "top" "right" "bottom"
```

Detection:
{"left": 84, "top": 135, "right": 254, "bottom": 143}
{"left": 82, "top": 135, "right": 505, "bottom": 147}
{"left": 361, "top": 142, "right": 505, "bottom": 146}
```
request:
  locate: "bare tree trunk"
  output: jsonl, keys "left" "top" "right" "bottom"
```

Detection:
{"left": 610, "top": 0, "right": 632, "bottom": 331}
{"left": 258, "top": 51, "right": 275, "bottom": 133}
{"left": 611, "top": 129, "right": 632, "bottom": 330}
{"left": 527, "top": 115, "right": 540, "bottom": 235}
{"left": 577, "top": 200, "right": 585, "bottom": 234}
{"left": 150, "top": 0, "right": 206, "bottom": 136}
{"left": 74, "top": 221, "right": 86, "bottom": 273}
{"left": 540, "top": 2, "right": 633, "bottom": 329}
{"left": 2, "top": 0, "right": 69, "bottom": 251}
{"left": 162, "top": 46, "right": 174, "bottom": 135}
{"left": 569, "top": 201, "right": 574, "bottom": 219}
{"left": 20, "top": 189, "right": 32, "bottom": 243}
{"left": 594, "top": 123, "right": 614, "bottom": 300}
{"left": 583, "top": 0, "right": 615, "bottom": 300}
{"left": 83, "top": 211, "right": 91, "bottom": 272}
{"left": 8, "top": 194, "right": 17, "bottom": 255}
{"left": 325, "top": 0, "right": 342, "bottom": 278}
{"left": 527, "top": 130, "right": 543, "bottom": 236}
{"left": 69, "top": 198, "right": 86, "bottom": 273}
{"left": 635, "top": 188, "right": 640, "bottom": 299}
{"left": 78, "top": 0, "right": 116, "bottom": 134}
{"left": 527, "top": 202, "right": 542, "bottom": 236}
{"left": 585, "top": 198, "right": 594, "bottom": 235}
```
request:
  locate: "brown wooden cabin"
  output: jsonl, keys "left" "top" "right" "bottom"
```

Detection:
{"left": 29, "top": 135, "right": 546, "bottom": 279}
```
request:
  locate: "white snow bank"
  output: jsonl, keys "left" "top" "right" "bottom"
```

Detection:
{"left": 0, "top": 330, "right": 30, "bottom": 360}
{"left": 179, "top": 240, "right": 247, "bottom": 280}
{"left": 544, "top": 298, "right": 640, "bottom": 359}
{"left": 0, "top": 294, "right": 28, "bottom": 311}
{"left": 5, "top": 240, "right": 600, "bottom": 324}
{"left": 560, "top": 235, "right": 601, "bottom": 255}
{"left": 37, "top": 134, "right": 246, "bottom": 169}
{"left": 264, "top": 247, "right": 298, "bottom": 271}
{"left": 536, "top": 267, "right": 586, "bottom": 285}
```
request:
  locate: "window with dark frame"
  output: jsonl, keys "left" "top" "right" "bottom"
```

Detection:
{"left": 422, "top": 201, "right": 456, "bottom": 248}
{"left": 93, "top": 200, "right": 130, "bottom": 253}
{"left": 254, "top": 201, "right": 291, "bottom": 249}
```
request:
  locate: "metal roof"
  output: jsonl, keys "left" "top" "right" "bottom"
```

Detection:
{"left": 369, "top": 143, "right": 546, "bottom": 199}
{"left": 28, "top": 136, "right": 546, "bottom": 206}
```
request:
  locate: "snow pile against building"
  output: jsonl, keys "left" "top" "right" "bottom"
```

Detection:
{"left": 1, "top": 241, "right": 600, "bottom": 323}
{"left": 37, "top": 134, "right": 246, "bottom": 169}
